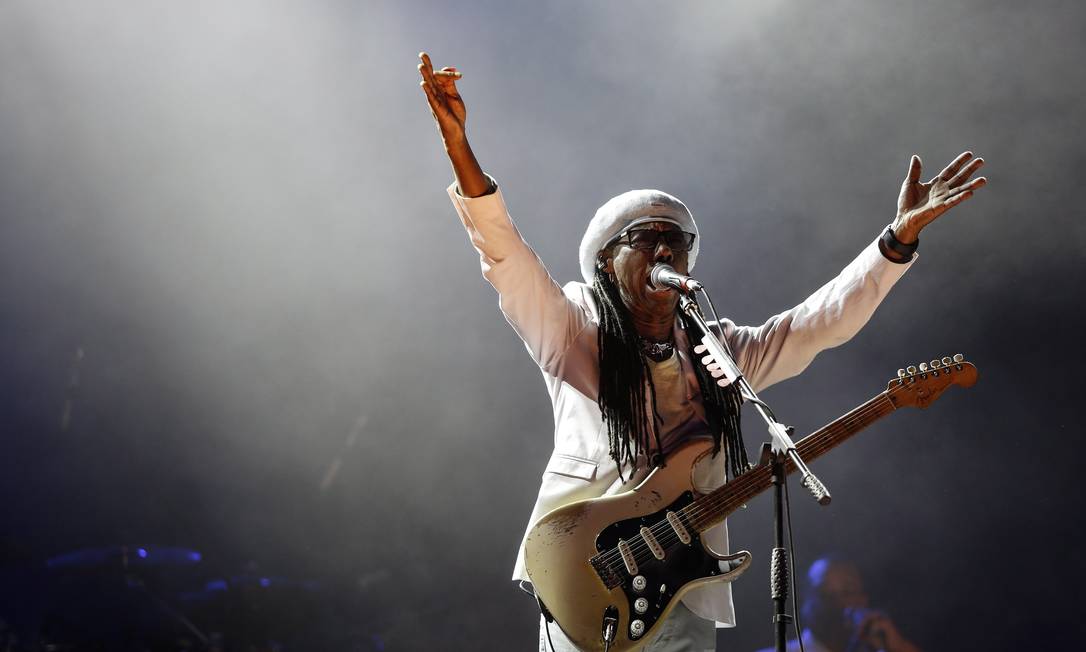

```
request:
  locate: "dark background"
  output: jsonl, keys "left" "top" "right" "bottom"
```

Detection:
{"left": 2, "top": 0, "right": 1084, "bottom": 649}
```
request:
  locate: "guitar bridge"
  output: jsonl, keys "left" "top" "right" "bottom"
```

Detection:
{"left": 590, "top": 554, "right": 623, "bottom": 589}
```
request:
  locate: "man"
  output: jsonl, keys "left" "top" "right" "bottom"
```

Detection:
{"left": 417, "top": 51, "right": 985, "bottom": 652}
{"left": 755, "top": 557, "right": 924, "bottom": 652}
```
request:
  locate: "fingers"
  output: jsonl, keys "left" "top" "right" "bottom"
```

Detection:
{"left": 419, "top": 75, "right": 439, "bottom": 112}
{"left": 933, "top": 151, "right": 973, "bottom": 183}
{"left": 943, "top": 176, "right": 987, "bottom": 210}
{"left": 906, "top": 154, "right": 922, "bottom": 184}
{"left": 941, "top": 189, "right": 973, "bottom": 210}
{"left": 418, "top": 52, "right": 438, "bottom": 88}
{"left": 435, "top": 67, "right": 462, "bottom": 100}
{"left": 435, "top": 67, "right": 462, "bottom": 79}
{"left": 691, "top": 344, "right": 729, "bottom": 385}
{"left": 418, "top": 73, "right": 448, "bottom": 123}
{"left": 418, "top": 52, "right": 461, "bottom": 105}
{"left": 933, "top": 176, "right": 985, "bottom": 215}
{"left": 418, "top": 52, "right": 455, "bottom": 118}
{"left": 950, "top": 176, "right": 987, "bottom": 195}
{"left": 947, "top": 156, "right": 984, "bottom": 187}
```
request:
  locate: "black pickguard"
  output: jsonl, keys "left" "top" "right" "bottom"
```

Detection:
{"left": 594, "top": 491, "right": 723, "bottom": 639}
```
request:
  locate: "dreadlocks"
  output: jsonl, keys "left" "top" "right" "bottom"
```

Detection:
{"left": 592, "top": 266, "right": 661, "bottom": 482}
{"left": 592, "top": 266, "right": 750, "bottom": 482}
{"left": 678, "top": 311, "right": 750, "bottom": 480}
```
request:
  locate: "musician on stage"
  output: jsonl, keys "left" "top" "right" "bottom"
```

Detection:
{"left": 417, "top": 51, "right": 985, "bottom": 651}
{"left": 755, "top": 557, "right": 923, "bottom": 652}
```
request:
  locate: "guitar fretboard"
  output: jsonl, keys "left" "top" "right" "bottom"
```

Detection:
{"left": 681, "top": 391, "right": 898, "bottom": 533}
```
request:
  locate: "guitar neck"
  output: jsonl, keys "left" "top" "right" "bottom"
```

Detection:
{"left": 683, "top": 390, "right": 898, "bottom": 533}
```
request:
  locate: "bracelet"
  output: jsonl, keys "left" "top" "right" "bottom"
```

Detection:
{"left": 879, "top": 225, "right": 918, "bottom": 263}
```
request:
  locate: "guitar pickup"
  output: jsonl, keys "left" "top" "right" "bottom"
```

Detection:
{"left": 618, "top": 539, "right": 638, "bottom": 576}
{"left": 666, "top": 511, "right": 692, "bottom": 545}
{"left": 640, "top": 526, "right": 666, "bottom": 560}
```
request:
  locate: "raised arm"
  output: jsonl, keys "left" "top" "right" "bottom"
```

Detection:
{"left": 418, "top": 52, "right": 591, "bottom": 374}
{"left": 697, "top": 151, "right": 989, "bottom": 391}
{"left": 417, "top": 52, "right": 491, "bottom": 198}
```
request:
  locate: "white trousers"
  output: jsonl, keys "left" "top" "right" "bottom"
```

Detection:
{"left": 538, "top": 602, "right": 715, "bottom": 652}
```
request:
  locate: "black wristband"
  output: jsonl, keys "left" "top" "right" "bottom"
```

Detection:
{"left": 879, "top": 225, "right": 918, "bottom": 263}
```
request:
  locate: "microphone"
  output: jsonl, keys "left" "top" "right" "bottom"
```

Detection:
{"left": 649, "top": 264, "right": 703, "bottom": 293}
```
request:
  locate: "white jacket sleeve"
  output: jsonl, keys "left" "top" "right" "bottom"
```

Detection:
{"left": 448, "top": 179, "right": 592, "bottom": 374}
{"left": 721, "top": 239, "right": 915, "bottom": 392}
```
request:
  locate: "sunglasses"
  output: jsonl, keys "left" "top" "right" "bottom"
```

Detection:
{"left": 612, "top": 228, "right": 696, "bottom": 252}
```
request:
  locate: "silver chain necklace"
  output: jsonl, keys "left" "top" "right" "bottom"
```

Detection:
{"left": 639, "top": 337, "right": 675, "bottom": 363}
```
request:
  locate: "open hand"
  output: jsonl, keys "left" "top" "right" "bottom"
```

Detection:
{"left": 892, "top": 151, "right": 987, "bottom": 243}
{"left": 418, "top": 51, "right": 466, "bottom": 145}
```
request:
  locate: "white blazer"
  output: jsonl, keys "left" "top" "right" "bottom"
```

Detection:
{"left": 448, "top": 180, "right": 913, "bottom": 626}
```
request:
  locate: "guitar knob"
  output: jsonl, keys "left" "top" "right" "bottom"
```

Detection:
{"left": 630, "top": 619, "right": 645, "bottom": 639}
{"left": 942, "top": 356, "right": 953, "bottom": 366}
{"left": 930, "top": 359, "right": 941, "bottom": 368}
{"left": 907, "top": 365, "right": 918, "bottom": 375}
{"left": 632, "top": 575, "right": 647, "bottom": 592}
{"left": 953, "top": 353, "right": 964, "bottom": 363}
{"left": 897, "top": 368, "right": 906, "bottom": 378}
{"left": 634, "top": 597, "right": 649, "bottom": 614}
{"left": 919, "top": 362, "right": 929, "bottom": 372}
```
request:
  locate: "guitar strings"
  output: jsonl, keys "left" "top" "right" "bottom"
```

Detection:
{"left": 680, "top": 393, "right": 895, "bottom": 530}
{"left": 595, "top": 392, "right": 892, "bottom": 571}
{"left": 599, "top": 387, "right": 902, "bottom": 571}
{"left": 617, "top": 392, "right": 893, "bottom": 568}
{"left": 593, "top": 387, "right": 901, "bottom": 571}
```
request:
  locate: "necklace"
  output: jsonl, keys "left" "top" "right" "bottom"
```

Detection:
{"left": 639, "top": 337, "right": 675, "bottom": 363}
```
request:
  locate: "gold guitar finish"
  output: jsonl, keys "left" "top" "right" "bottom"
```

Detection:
{"left": 525, "top": 441, "right": 749, "bottom": 652}
{"left": 524, "top": 357, "right": 978, "bottom": 652}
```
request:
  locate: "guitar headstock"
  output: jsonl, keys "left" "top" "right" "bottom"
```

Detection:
{"left": 886, "top": 354, "right": 978, "bottom": 409}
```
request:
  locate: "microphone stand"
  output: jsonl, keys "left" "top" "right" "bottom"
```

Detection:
{"left": 675, "top": 291, "right": 830, "bottom": 652}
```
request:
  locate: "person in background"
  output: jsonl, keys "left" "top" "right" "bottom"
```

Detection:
{"left": 756, "top": 557, "right": 924, "bottom": 652}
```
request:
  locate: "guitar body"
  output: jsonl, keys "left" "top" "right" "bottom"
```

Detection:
{"left": 524, "top": 440, "right": 752, "bottom": 652}
{"left": 523, "top": 357, "right": 977, "bottom": 652}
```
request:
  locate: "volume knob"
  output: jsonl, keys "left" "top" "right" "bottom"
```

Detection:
{"left": 630, "top": 619, "right": 646, "bottom": 638}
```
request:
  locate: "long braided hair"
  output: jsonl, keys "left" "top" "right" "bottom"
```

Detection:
{"left": 592, "top": 265, "right": 749, "bottom": 482}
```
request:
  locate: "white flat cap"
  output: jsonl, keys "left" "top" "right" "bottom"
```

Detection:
{"left": 578, "top": 189, "right": 699, "bottom": 284}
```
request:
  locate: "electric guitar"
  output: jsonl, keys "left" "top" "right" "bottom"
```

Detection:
{"left": 524, "top": 356, "right": 977, "bottom": 652}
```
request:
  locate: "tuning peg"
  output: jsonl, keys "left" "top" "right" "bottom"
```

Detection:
{"left": 942, "top": 356, "right": 953, "bottom": 366}
{"left": 897, "top": 368, "right": 906, "bottom": 378}
{"left": 953, "top": 353, "right": 964, "bottom": 363}
{"left": 919, "top": 362, "right": 929, "bottom": 372}
{"left": 930, "top": 359, "right": 941, "bottom": 369}
{"left": 907, "top": 365, "right": 918, "bottom": 375}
